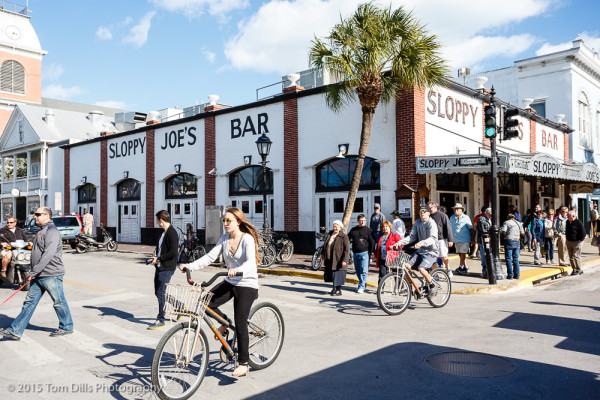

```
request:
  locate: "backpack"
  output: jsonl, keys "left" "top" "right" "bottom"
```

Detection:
{"left": 544, "top": 219, "right": 554, "bottom": 238}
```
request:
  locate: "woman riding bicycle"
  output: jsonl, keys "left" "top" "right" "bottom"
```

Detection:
{"left": 179, "top": 207, "right": 260, "bottom": 377}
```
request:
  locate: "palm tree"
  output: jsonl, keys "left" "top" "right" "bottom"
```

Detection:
{"left": 309, "top": 3, "right": 448, "bottom": 230}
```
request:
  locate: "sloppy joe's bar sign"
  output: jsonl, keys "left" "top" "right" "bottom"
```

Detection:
{"left": 425, "top": 87, "right": 481, "bottom": 139}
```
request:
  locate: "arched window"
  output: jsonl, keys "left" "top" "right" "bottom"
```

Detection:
{"left": 0, "top": 60, "right": 25, "bottom": 94}
{"left": 578, "top": 92, "right": 591, "bottom": 149}
{"left": 78, "top": 183, "right": 96, "bottom": 203}
{"left": 229, "top": 166, "right": 273, "bottom": 196}
{"left": 117, "top": 179, "right": 141, "bottom": 201}
{"left": 316, "top": 156, "right": 380, "bottom": 192}
{"left": 165, "top": 173, "right": 197, "bottom": 199}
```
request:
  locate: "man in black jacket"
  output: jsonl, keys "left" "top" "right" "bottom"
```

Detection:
{"left": 347, "top": 214, "right": 374, "bottom": 294}
{"left": 148, "top": 210, "right": 179, "bottom": 329}
{"left": 0, "top": 216, "right": 28, "bottom": 279}
{"left": 566, "top": 210, "right": 585, "bottom": 276}
{"left": 428, "top": 201, "right": 454, "bottom": 278}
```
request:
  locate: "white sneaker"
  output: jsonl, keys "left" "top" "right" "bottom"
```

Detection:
{"left": 447, "top": 269, "right": 454, "bottom": 278}
{"left": 357, "top": 288, "right": 364, "bottom": 294}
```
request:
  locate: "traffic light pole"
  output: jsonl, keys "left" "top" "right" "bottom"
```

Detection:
{"left": 488, "top": 88, "right": 501, "bottom": 285}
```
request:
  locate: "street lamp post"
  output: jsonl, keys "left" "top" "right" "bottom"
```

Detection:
{"left": 255, "top": 133, "right": 272, "bottom": 230}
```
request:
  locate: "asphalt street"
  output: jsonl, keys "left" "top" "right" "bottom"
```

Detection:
{"left": 0, "top": 250, "right": 598, "bottom": 399}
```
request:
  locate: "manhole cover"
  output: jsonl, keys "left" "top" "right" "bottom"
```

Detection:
{"left": 424, "top": 351, "right": 516, "bottom": 377}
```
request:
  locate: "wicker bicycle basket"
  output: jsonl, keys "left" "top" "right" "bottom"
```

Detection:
{"left": 386, "top": 250, "right": 409, "bottom": 269}
{"left": 163, "top": 284, "right": 213, "bottom": 318}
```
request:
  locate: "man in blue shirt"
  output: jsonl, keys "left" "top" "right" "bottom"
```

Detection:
{"left": 450, "top": 203, "right": 472, "bottom": 275}
{"left": 531, "top": 210, "right": 545, "bottom": 265}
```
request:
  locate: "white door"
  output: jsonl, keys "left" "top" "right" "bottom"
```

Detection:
{"left": 230, "top": 195, "right": 274, "bottom": 229}
{"left": 78, "top": 203, "right": 98, "bottom": 228}
{"left": 119, "top": 202, "right": 140, "bottom": 243}
{"left": 316, "top": 192, "right": 380, "bottom": 234}
{"left": 167, "top": 200, "right": 196, "bottom": 243}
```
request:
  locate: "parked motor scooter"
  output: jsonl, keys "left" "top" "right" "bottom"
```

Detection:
{"left": 0, "top": 235, "right": 32, "bottom": 291}
{"left": 75, "top": 224, "right": 118, "bottom": 253}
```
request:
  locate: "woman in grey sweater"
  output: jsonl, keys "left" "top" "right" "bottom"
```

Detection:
{"left": 500, "top": 213, "right": 525, "bottom": 279}
{"left": 180, "top": 207, "right": 260, "bottom": 377}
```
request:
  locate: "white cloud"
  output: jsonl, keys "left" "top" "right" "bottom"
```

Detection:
{"left": 96, "top": 26, "right": 112, "bottom": 40}
{"left": 43, "top": 63, "right": 64, "bottom": 81}
{"left": 150, "top": 0, "right": 248, "bottom": 18}
{"left": 223, "top": 0, "right": 557, "bottom": 74}
{"left": 536, "top": 32, "right": 600, "bottom": 56}
{"left": 95, "top": 100, "right": 128, "bottom": 109}
{"left": 203, "top": 48, "right": 216, "bottom": 63}
{"left": 42, "top": 84, "right": 84, "bottom": 100}
{"left": 123, "top": 11, "right": 156, "bottom": 48}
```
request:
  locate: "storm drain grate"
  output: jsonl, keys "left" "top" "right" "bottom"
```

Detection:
{"left": 424, "top": 351, "right": 516, "bottom": 377}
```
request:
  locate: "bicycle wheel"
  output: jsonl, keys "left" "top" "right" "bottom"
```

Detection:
{"left": 258, "top": 244, "right": 276, "bottom": 268}
{"left": 190, "top": 245, "right": 206, "bottom": 262}
{"left": 377, "top": 272, "right": 411, "bottom": 316}
{"left": 279, "top": 239, "right": 294, "bottom": 262}
{"left": 247, "top": 302, "right": 285, "bottom": 370}
{"left": 347, "top": 250, "right": 355, "bottom": 274}
{"left": 427, "top": 268, "right": 452, "bottom": 308}
{"left": 151, "top": 322, "right": 209, "bottom": 400}
{"left": 311, "top": 247, "right": 323, "bottom": 271}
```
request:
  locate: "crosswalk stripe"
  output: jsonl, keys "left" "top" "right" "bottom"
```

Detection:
{"left": 91, "top": 321, "right": 158, "bottom": 347}
{"left": 61, "top": 330, "right": 108, "bottom": 355}
{"left": 3, "top": 336, "right": 63, "bottom": 366}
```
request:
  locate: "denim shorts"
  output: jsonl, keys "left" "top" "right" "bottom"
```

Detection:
{"left": 407, "top": 252, "right": 437, "bottom": 271}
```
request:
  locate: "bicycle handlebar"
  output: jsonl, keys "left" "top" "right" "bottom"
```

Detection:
{"left": 183, "top": 268, "right": 243, "bottom": 287}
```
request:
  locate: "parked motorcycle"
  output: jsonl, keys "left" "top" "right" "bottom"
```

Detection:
{"left": 0, "top": 235, "right": 32, "bottom": 291}
{"left": 75, "top": 224, "right": 118, "bottom": 253}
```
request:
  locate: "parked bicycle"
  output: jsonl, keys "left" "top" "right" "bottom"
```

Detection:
{"left": 176, "top": 226, "right": 206, "bottom": 263}
{"left": 376, "top": 250, "right": 451, "bottom": 315}
{"left": 256, "top": 228, "right": 294, "bottom": 268}
{"left": 151, "top": 270, "right": 285, "bottom": 400}
{"left": 311, "top": 227, "right": 355, "bottom": 274}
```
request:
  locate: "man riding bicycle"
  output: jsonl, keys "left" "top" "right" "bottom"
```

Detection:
{"left": 392, "top": 204, "right": 439, "bottom": 298}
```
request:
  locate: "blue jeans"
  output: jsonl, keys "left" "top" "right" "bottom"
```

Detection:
{"left": 353, "top": 251, "right": 369, "bottom": 290}
{"left": 8, "top": 275, "right": 73, "bottom": 337}
{"left": 154, "top": 269, "right": 175, "bottom": 322}
{"left": 504, "top": 240, "right": 521, "bottom": 278}
{"left": 480, "top": 245, "right": 487, "bottom": 274}
{"left": 543, "top": 238, "right": 554, "bottom": 261}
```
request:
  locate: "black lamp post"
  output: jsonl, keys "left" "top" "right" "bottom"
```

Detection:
{"left": 255, "top": 133, "right": 272, "bottom": 230}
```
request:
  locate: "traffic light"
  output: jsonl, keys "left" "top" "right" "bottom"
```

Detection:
{"left": 484, "top": 105, "right": 496, "bottom": 138}
{"left": 503, "top": 108, "right": 520, "bottom": 140}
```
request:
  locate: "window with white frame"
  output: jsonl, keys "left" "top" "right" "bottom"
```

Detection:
{"left": 18, "top": 120, "right": 24, "bottom": 143}
{"left": 596, "top": 105, "right": 600, "bottom": 153}
{"left": 0, "top": 60, "right": 25, "bottom": 94}
{"left": 578, "top": 92, "right": 592, "bottom": 149}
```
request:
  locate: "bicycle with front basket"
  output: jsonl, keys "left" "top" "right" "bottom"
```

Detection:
{"left": 151, "top": 270, "right": 285, "bottom": 400}
{"left": 376, "top": 250, "right": 451, "bottom": 315}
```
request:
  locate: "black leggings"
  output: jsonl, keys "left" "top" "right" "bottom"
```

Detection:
{"left": 208, "top": 280, "right": 258, "bottom": 364}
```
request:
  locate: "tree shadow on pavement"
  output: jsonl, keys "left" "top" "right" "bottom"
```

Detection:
{"left": 493, "top": 311, "right": 600, "bottom": 356}
{"left": 245, "top": 342, "right": 600, "bottom": 400}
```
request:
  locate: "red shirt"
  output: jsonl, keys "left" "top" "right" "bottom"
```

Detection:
{"left": 375, "top": 233, "right": 402, "bottom": 269}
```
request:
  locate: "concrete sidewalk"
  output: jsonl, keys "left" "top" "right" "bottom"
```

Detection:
{"left": 115, "top": 240, "right": 600, "bottom": 294}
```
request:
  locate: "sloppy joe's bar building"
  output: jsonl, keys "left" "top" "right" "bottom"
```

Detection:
{"left": 61, "top": 79, "right": 587, "bottom": 252}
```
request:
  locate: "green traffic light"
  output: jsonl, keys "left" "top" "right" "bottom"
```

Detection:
{"left": 485, "top": 127, "right": 496, "bottom": 138}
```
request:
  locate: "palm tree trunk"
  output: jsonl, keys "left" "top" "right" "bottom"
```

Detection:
{"left": 341, "top": 109, "right": 374, "bottom": 231}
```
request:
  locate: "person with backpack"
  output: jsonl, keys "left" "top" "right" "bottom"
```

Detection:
{"left": 530, "top": 210, "right": 544, "bottom": 265}
{"left": 543, "top": 211, "right": 556, "bottom": 264}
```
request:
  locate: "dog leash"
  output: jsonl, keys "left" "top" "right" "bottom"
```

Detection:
{"left": 0, "top": 277, "right": 33, "bottom": 307}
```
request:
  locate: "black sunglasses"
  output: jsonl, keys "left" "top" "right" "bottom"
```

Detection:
{"left": 34, "top": 213, "right": 48, "bottom": 217}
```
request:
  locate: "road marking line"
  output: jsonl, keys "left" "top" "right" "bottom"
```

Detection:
{"left": 91, "top": 321, "right": 157, "bottom": 347}
{"left": 61, "top": 330, "right": 108, "bottom": 355}
{"left": 64, "top": 279, "right": 112, "bottom": 292}
{"left": 2, "top": 336, "right": 63, "bottom": 366}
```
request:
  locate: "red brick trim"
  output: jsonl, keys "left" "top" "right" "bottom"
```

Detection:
{"left": 205, "top": 116, "right": 216, "bottom": 206}
{"left": 481, "top": 101, "right": 490, "bottom": 149}
{"left": 530, "top": 119, "right": 536, "bottom": 152}
{"left": 146, "top": 130, "right": 155, "bottom": 227}
{"left": 283, "top": 97, "right": 299, "bottom": 230}
{"left": 396, "top": 87, "right": 426, "bottom": 222}
{"left": 563, "top": 131, "right": 569, "bottom": 162}
{"left": 64, "top": 148, "right": 70, "bottom": 213}
{"left": 100, "top": 141, "right": 108, "bottom": 226}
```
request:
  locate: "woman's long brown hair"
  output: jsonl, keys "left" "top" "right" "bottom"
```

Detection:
{"left": 226, "top": 207, "right": 261, "bottom": 265}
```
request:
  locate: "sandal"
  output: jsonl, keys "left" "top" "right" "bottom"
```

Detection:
{"left": 214, "top": 325, "right": 228, "bottom": 341}
{"left": 232, "top": 363, "right": 249, "bottom": 377}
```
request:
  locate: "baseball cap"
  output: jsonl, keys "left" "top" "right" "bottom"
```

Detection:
{"left": 391, "top": 210, "right": 400, "bottom": 216}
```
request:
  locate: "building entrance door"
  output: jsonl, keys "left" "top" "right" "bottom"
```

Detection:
{"left": 438, "top": 192, "right": 469, "bottom": 219}
{"left": 230, "top": 195, "right": 273, "bottom": 229}
{"left": 167, "top": 200, "right": 196, "bottom": 243}
{"left": 118, "top": 202, "right": 140, "bottom": 242}
{"left": 316, "top": 192, "right": 380, "bottom": 234}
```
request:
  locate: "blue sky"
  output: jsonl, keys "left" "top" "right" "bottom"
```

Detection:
{"left": 27, "top": 0, "right": 600, "bottom": 113}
